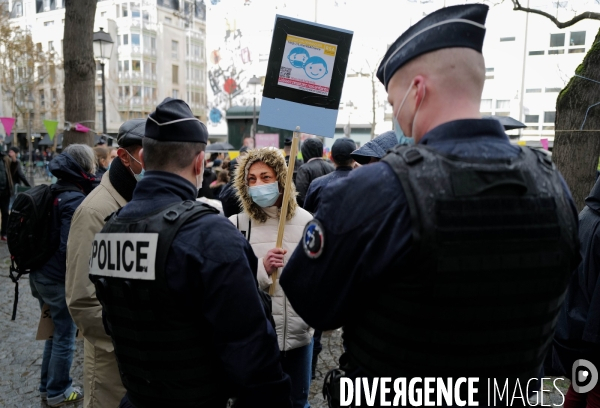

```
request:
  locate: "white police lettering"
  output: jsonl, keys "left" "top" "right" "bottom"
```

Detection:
{"left": 89, "top": 233, "right": 158, "bottom": 280}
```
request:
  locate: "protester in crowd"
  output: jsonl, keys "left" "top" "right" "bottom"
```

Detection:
{"left": 281, "top": 5, "right": 580, "bottom": 404}
{"left": 0, "top": 148, "right": 13, "bottom": 240}
{"left": 212, "top": 158, "right": 223, "bottom": 176}
{"left": 243, "top": 135, "right": 255, "bottom": 149}
{"left": 108, "top": 147, "right": 118, "bottom": 162}
{"left": 549, "top": 177, "right": 600, "bottom": 408}
{"left": 219, "top": 155, "right": 243, "bottom": 217}
{"left": 93, "top": 146, "right": 110, "bottom": 179}
{"left": 295, "top": 138, "right": 333, "bottom": 208}
{"left": 90, "top": 98, "right": 291, "bottom": 408}
{"left": 284, "top": 137, "right": 303, "bottom": 184}
{"left": 66, "top": 119, "right": 145, "bottom": 408}
{"left": 210, "top": 166, "right": 229, "bottom": 197}
{"left": 30, "top": 144, "right": 98, "bottom": 407}
{"left": 350, "top": 130, "right": 407, "bottom": 165}
{"left": 230, "top": 147, "right": 314, "bottom": 408}
{"left": 8, "top": 147, "right": 29, "bottom": 187}
{"left": 197, "top": 159, "right": 216, "bottom": 199}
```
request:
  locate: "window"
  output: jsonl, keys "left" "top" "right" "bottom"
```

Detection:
{"left": 131, "top": 3, "right": 140, "bottom": 18}
{"left": 524, "top": 115, "right": 539, "bottom": 123}
{"left": 118, "top": 60, "right": 123, "bottom": 72}
{"left": 193, "top": 67, "right": 201, "bottom": 81}
{"left": 133, "top": 86, "right": 141, "bottom": 97}
{"left": 143, "top": 10, "right": 149, "bottom": 21}
{"left": 97, "top": 86, "right": 103, "bottom": 103}
{"left": 545, "top": 87, "right": 562, "bottom": 93}
{"left": 132, "top": 60, "right": 141, "bottom": 71}
{"left": 151, "top": 62, "right": 156, "bottom": 75}
{"left": 480, "top": 99, "right": 492, "bottom": 111}
{"left": 38, "top": 66, "right": 44, "bottom": 80}
{"left": 172, "top": 89, "right": 179, "bottom": 98}
{"left": 172, "top": 65, "right": 179, "bottom": 83}
{"left": 97, "top": 112, "right": 104, "bottom": 129}
{"left": 44, "top": 21, "right": 54, "bottom": 26}
{"left": 119, "top": 86, "right": 124, "bottom": 98}
{"left": 569, "top": 48, "right": 585, "bottom": 54}
{"left": 172, "top": 40, "right": 178, "bottom": 58}
{"left": 496, "top": 100, "right": 510, "bottom": 110}
{"left": 548, "top": 49, "right": 565, "bottom": 55}
{"left": 49, "top": 65, "right": 55, "bottom": 82}
{"left": 570, "top": 31, "right": 586, "bottom": 46}
{"left": 550, "top": 33, "right": 565, "bottom": 47}
{"left": 48, "top": 41, "right": 54, "bottom": 51}
{"left": 39, "top": 90, "right": 45, "bottom": 108}
{"left": 500, "top": 37, "right": 515, "bottom": 42}
{"left": 151, "top": 37, "right": 156, "bottom": 50}
{"left": 101, "top": 11, "right": 106, "bottom": 17}
{"left": 124, "top": 86, "right": 130, "bottom": 97}
{"left": 544, "top": 111, "right": 556, "bottom": 123}
{"left": 123, "top": 34, "right": 129, "bottom": 45}
{"left": 122, "top": 2, "right": 128, "bottom": 16}
{"left": 144, "top": 86, "right": 152, "bottom": 98}
{"left": 485, "top": 68, "right": 494, "bottom": 73}
{"left": 525, "top": 88, "right": 541, "bottom": 93}
{"left": 51, "top": 89, "right": 57, "bottom": 104}
{"left": 124, "top": 60, "right": 130, "bottom": 71}
{"left": 529, "top": 50, "right": 544, "bottom": 56}
{"left": 165, "top": 16, "right": 172, "bottom": 23}
{"left": 131, "top": 34, "right": 140, "bottom": 45}
{"left": 542, "top": 126, "right": 555, "bottom": 131}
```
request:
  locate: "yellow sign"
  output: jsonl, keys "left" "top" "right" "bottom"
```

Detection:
{"left": 286, "top": 35, "right": 337, "bottom": 56}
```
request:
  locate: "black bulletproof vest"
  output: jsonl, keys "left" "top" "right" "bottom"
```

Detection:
{"left": 89, "top": 200, "right": 228, "bottom": 408}
{"left": 343, "top": 145, "right": 579, "bottom": 383}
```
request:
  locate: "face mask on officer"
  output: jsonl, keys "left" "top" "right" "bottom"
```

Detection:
{"left": 127, "top": 151, "right": 145, "bottom": 182}
{"left": 393, "top": 79, "right": 426, "bottom": 142}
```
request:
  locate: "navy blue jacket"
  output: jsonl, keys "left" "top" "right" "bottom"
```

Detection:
{"left": 303, "top": 166, "right": 353, "bottom": 214}
{"left": 281, "top": 119, "right": 578, "bottom": 331}
{"left": 36, "top": 153, "right": 97, "bottom": 282}
{"left": 118, "top": 171, "right": 291, "bottom": 408}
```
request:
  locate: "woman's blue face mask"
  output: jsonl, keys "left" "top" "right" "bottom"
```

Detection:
{"left": 249, "top": 181, "right": 280, "bottom": 208}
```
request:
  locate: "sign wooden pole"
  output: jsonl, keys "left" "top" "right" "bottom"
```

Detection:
{"left": 270, "top": 126, "right": 300, "bottom": 295}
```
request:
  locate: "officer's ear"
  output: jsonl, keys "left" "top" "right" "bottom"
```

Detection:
{"left": 195, "top": 151, "right": 205, "bottom": 176}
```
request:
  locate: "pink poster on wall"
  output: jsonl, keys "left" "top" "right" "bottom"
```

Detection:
{"left": 255, "top": 133, "right": 280, "bottom": 148}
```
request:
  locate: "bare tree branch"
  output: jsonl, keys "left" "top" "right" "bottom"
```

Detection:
{"left": 512, "top": 0, "right": 600, "bottom": 28}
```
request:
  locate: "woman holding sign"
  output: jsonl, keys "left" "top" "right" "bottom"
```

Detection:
{"left": 230, "top": 147, "right": 314, "bottom": 408}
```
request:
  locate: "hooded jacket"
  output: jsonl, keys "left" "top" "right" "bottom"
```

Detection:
{"left": 296, "top": 138, "right": 334, "bottom": 207}
{"left": 36, "top": 153, "right": 96, "bottom": 282}
{"left": 551, "top": 177, "right": 600, "bottom": 376}
{"left": 229, "top": 148, "right": 314, "bottom": 351}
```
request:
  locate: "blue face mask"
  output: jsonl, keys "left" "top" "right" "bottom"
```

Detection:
{"left": 249, "top": 182, "right": 280, "bottom": 208}
{"left": 393, "top": 117, "right": 415, "bottom": 146}
{"left": 128, "top": 152, "right": 145, "bottom": 182}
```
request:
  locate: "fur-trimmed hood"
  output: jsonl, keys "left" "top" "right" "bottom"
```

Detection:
{"left": 234, "top": 148, "right": 298, "bottom": 223}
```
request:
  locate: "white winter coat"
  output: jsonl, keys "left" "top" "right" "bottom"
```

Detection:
{"left": 230, "top": 206, "right": 314, "bottom": 351}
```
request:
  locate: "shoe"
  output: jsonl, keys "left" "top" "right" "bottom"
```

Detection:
{"left": 40, "top": 391, "right": 47, "bottom": 401}
{"left": 1, "top": 236, "right": 6, "bottom": 241}
{"left": 47, "top": 387, "right": 83, "bottom": 407}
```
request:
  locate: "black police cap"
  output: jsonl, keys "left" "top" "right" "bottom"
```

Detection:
{"left": 377, "top": 4, "right": 488, "bottom": 90}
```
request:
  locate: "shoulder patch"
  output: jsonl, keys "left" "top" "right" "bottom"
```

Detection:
{"left": 303, "top": 219, "right": 325, "bottom": 259}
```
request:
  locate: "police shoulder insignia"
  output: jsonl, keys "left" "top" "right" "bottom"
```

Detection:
{"left": 303, "top": 219, "right": 325, "bottom": 259}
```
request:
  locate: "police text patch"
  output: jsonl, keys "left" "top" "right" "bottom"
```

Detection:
{"left": 303, "top": 220, "right": 325, "bottom": 259}
{"left": 89, "top": 233, "right": 158, "bottom": 280}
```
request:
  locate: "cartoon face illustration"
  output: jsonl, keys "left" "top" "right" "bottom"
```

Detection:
{"left": 288, "top": 47, "right": 310, "bottom": 68}
{"left": 304, "top": 56, "right": 328, "bottom": 80}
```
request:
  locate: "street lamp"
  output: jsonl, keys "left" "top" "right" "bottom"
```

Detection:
{"left": 93, "top": 27, "right": 114, "bottom": 138}
{"left": 248, "top": 75, "right": 261, "bottom": 138}
{"left": 26, "top": 94, "right": 34, "bottom": 186}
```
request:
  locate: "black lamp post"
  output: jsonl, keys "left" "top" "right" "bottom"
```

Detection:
{"left": 248, "top": 75, "right": 261, "bottom": 138}
{"left": 93, "top": 28, "right": 114, "bottom": 138}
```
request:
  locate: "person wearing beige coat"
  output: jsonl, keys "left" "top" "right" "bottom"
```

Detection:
{"left": 65, "top": 119, "right": 145, "bottom": 408}
{"left": 229, "top": 147, "right": 314, "bottom": 408}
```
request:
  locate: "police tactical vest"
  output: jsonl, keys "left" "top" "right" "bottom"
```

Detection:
{"left": 343, "top": 145, "right": 579, "bottom": 384}
{"left": 89, "top": 200, "right": 228, "bottom": 407}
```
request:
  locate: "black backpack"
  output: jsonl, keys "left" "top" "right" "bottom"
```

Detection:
{"left": 7, "top": 183, "right": 80, "bottom": 320}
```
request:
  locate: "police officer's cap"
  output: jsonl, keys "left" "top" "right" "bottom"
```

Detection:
{"left": 351, "top": 131, "right": 398, "bottom": 165}
{"left": 377, "top": 4, "right": 488, "bottom": 90}
{"left": 146, "top": 98, "right": 208, "bottom": 144}
{"left": 117, "top": 119, "right": 145, "bottom": 148}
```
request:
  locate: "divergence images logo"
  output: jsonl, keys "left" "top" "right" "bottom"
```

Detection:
{"left": 572, "top": 359, "right": 598, "bottom": 393}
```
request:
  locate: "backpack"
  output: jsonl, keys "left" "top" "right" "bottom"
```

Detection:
{"left": 7, "top": 183, "right": 81, "bottom": 320}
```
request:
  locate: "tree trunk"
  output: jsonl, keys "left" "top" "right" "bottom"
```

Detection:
{"left": 62, "top": 0, "right": 97, "bottom": 148}
{"left": 553, "top": 28, "right": 600, "bottom": 211}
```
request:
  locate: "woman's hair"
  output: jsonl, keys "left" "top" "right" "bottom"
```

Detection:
{"left": 216, "top": 170, "right": 229, "bottom": 184}
{"left": 64, "top": 144, "right": 96, "bottom": 174}
{"left": 93, "top": 146, "right": 109, "bottom": 166}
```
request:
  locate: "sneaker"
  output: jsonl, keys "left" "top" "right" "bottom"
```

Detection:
{"left": 47, "top": 387, "right": 83, "bottom": 407}
{"left": 40, "top": 391, "right": 47, "bottom": 401}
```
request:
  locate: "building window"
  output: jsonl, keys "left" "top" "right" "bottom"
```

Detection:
{"left": 548, "top": 49, "right": 565, "bottom": 55}
{"left": 118, "top": 61, "right": 123, "bottom": 72}
{"left": 172, "top": 40, "right": 178, "bottom": 58}
{"left": 528, "top": 50, "right": 544, "bottom": 56}
{"left": 49, "top": 66, "right": 55, "bottom": 82}
{"left": 131, "top": 3, "right": 140, "bottom": 18}
{"left": 123, "top": 34, "right": 129, "bottom": 45}
{"left": 570, "top": 31, "right": 586, "bottom": 46}
{"left": 132, "top": 60, "right": 141, "bottom": 71}
{"left": 545, "top": 87, "right": 562, "bottom": 93}
{"left": 38, "top": 66, "right": 44, "bottom": 80}
{"left": 124, "top": 86, "right": 130, "bottom": 97}
{"left": 172, "top": 89, "right": 179, "bottom": 98}
{"left": 172, "top": 65, "right": 179, "bottom": 84}
{"left": 44, "top": 21, "right": 54, "bottom": 26}
{"left": 101, "top": 11, "right": 106, "bottom": 17}
{"left": 550, "top": 33, "right": 565, "bottom": 47}
{"left": 144, "top": 86, "right": 151, "bottom": 98}
{"left": 165, "top": 16, "right": 172, "bottom": 23}
{"left": 151, "top": 37, "right": 156, "bottom": 50}
{"left": 542, "top": 126, "right": 555, "bottom": 131}
{"left": 544, "top": 111, "right": 556, "bottom": 123}
{"left": 131, "top": 34, "right": 140, "bottom": 46}
{"left": 97, "top": 112, "right": 104, "bottom": 128}
{"left": 143, "top": 10, "right": 149, "bottom": 21}
{"left": 51, "top": 89, "right": 57, "bottom": 104}
{"left": 485, "top": 67, "right": 494, "bottom": 73}
{"left": 496, "top": 100, "right": 510, "bottom": 110}
{"left": 124, "top": 60, "right": 130, "bottom": 71}
{"left": 133, "top": 86, "right": 141, "bottom": 97}
{"left": 39, "top": 90, "right": 45, "bottom": 108}
{"left": 524, "top": 115, "right": 539, "bottom": 123}
{"left": 48, "top": 41, "right": 54, "bottom": 51}
{"left": 525, "top": 88, "right": 542, "bottom": 93}
{"left": 480, "top": 99, "right": 492, "bottom": 111}
{"left": 122, "top": 2, "right": 128, "bottom": 17}
{"left": 97, "top": 86, "right": 103, "bottom": 103}
{"left": 500, "top": 37, "right": 515, "bottom": 42}
{"left": 569, "top": 48, "right": 585, "bottom": 54}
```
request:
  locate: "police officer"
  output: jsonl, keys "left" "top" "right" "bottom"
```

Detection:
{"left": 280, "top": 4, "right": 579, "bottom": 406}
{"left": 90, "top": 98, "right": 291, "bottom": 408}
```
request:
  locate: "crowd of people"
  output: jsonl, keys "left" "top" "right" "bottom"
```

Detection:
{"left": 4, "top": 4, "right": 599, "bottom": 408}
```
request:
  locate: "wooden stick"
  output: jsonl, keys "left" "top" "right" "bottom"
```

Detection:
{"left": 269, "top": 127, "right": 300, "bottom": 295}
